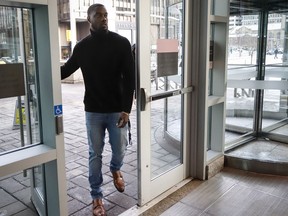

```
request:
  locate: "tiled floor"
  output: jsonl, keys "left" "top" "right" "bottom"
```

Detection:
{"left": 141, "top": 167, "right": 288, "bottom": 216}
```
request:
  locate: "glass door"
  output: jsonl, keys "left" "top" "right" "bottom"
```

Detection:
{"left": 0, "top": 5, "right": 46, "bottom": 215}
{"left": 0, "top": 1, "right": 67, "bottom": 215}
{"left": 261, "top": 12, "right": 288, "bottom": 143}
{"left": 226, "top": 10, "right": 260, "bottom": 147}
{"left": 137, "top": 0, "right": 190, "bottom": 205}
{"left": 226, "top": 3, "right": 288, "bottom": 149}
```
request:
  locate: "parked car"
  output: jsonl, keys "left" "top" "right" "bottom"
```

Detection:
{"left": 266, "top": 49, "right": 274, "bottom": 55}
{"left": 1, "top": 56, "right": 15, "bottom": 63}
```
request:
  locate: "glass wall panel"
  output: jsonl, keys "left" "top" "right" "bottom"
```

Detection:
{"left": 32, "top": 165, "right": 45, "bottom": 201}
{"left": 225, "top": 13, "right": 259, "bottom": 145}
{"left": 150, "top": 0, "right": 183, "bottom": 179}
{"left": 0, "top": 7, "right": 41, "bottom": 154}
{"left": 226, "top": 3, "right": 288, "bottom": 148}
{"left": 262, "top": 12, "right": 288, "bottom": 141}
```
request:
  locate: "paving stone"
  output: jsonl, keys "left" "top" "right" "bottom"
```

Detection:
{"left": 12, "top": 173, "right": 30, "bottom": 185}
{"left": 102, "top": 199, "right": 116, "bottom": 211}
{"left": 13, "top": 188, "right": 32, "bottom": 206}
{"left": 102, "top": 164, "right": 110, "bottom": 174}
{"left": 74, "top": 158, "right": 88, "bottom": 167}
{"left": 66, "top": 161, "right": 81, "bottom": 170}
{"left": 101, "top": 182, "right": 118, "bottom": 197}
{"left": 122, "top": 163, "right": 137, "bottom": 174}
{"left": 67, "top": 198, "right": 87, "bottom": 215}
{"left": 70, "top": 175, "right": 90, "bottom": 190}
{"left": 19, "top": 179, "right": 30, "bottom": 188}
{"left": 67, "top": 186, "right": 91, "bottom": 205}
{"left": 124, "top": 180, "right": 138, "bottom": 199}
{"left": 77, "top": 150, "right": 89, "bottom": 159}
{"left": 66, "top": 195, "right": 73, "bottom": 202}
{"left": 120, "top": 171, "right": 137, "bottom": 185}
{"left": 65, "top": 154, "right": 83, "bottom": 164}
{"left": 64, "top": 144, "right": 77, "bottom": 151}
{"left": 69, "top": 145, "right": 87, "bottom": 154}
{"left": 129, "top": 159, "right": 137, "bottom": 168}
{"left": 0, "top": 172, "right": 22, "bottom": 181}
{"left": 13, "top": 208, "right": 38, "bottom": 216}
{"left": 0, "top": 178, "right": 26, "bottom": 194}
{"left": 106, "top": 205, "right": 126, "bottom": 216}
{"left": 102, "top": 173, "right": 113, "bottom": 185}
{"left": 106, "top": 191, "right": 137, "bottom": 209}
{"left": 66, "top": 168, "right": 86, "bottom": 180}
{"left": 77, "top": 166, "right": 89, "bottom": 176}
{"left": 70, "top": 140, "right": 88, "bottom": 148}
{"left": 0, "top": 201, "right": 27, "bottom": 215}
{"left": 65, "top": 151, "right": 76, "bottom": 160}
{"left": 70, "top": 205, "right": 91, "bottom": 216}
{"left": 0, "top": 189, "right": 17, "bottom": 208}
{"left": 123, "top": 152, "right": 137, "bottom": 163}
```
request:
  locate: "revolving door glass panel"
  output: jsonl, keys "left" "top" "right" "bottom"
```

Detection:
{"left": 225, "top": 13, "right": 259, "bottom": 146}
{"left": 226, "top": 1, "right": 288, "bottom": 149}
{"left": 262, "top": 12, "right": 288, "bottom": 143}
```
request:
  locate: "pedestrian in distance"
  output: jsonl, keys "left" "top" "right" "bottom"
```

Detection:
{"left": 274, "top": 48, "right": 278, "bottom": 59}
{"left": 61, "top": 3, "right": 135, "bottom": 216}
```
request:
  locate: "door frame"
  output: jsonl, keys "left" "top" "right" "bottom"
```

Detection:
{"left": 136, "top": 0, "right": 193, "bottom": 206}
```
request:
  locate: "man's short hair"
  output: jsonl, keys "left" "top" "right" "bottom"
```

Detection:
{"left": 87, "top": 3, "right": 105, "bottom": 16}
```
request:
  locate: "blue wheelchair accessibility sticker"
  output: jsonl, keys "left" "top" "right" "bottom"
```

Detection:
{"left": 54, "top": 105, "right": 63, "bottom": 116}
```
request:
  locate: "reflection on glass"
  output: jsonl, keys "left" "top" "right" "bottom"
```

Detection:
{"left": 0, "top": 7, "right": 41, "bottom": 154}
{"left": 225, "top": 13, "right": 259, "bottom": 145}
{"left": 150, "top": 0, "right": 183, "bottom": 179}
{"left": 207, "top": 107, "right": 212, "bottom": 150}
{"left": 262, "top": 88, "right": 286, "bottom": 127}
{"left": 262, "top": 13, "right": 288, "bottom": 138}
{"left": 151, "top": 99, "right": 181, "bottom": 179}
{"left": 226, "top": 10, "right": 288, "bottom": 146}
{"left": 33, "top": 165, "right": 45, "bottom": 201}
{"left": 226, "top": 86, "right": 254, "bottom": 133}
{"left": 23, "top": 9, "right": 41, "bottom": 144}
{"left": 166, "top": 95, "right": 181, "bottom": 142}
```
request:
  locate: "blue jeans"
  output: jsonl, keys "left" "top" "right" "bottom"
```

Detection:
{"left": 85, "top": 112, "right": 128, "bottom": 199}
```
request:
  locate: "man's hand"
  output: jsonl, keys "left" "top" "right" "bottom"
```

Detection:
{"left": 116, "top": 112, "right": 129, "bottom": 128}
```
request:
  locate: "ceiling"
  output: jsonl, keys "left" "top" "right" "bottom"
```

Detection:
{"left": 230, "top": 0, "right": 288, "bottom": 15}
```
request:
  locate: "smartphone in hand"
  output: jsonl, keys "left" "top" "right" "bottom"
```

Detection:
{"left": 116, "top": 118, "right": 124, "bottom": 128}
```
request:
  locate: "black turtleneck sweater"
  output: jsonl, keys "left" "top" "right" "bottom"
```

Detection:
{"left": 61, "top": 30, "right": 135, "bottom": 113}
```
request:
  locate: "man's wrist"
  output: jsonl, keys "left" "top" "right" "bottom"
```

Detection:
{"left": 122, "top": 112, "right": 130, "bottom": 116}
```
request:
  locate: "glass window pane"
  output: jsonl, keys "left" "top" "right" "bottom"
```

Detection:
{"left": 0, "top": 7, "right": 41, "bottom": 155}
{"left": 226, "top": 12, "right": 259, "bottom": 146}
{"left": 262, "top": 13, "right": 288, "bottom": 138}
{"left": 150, "top": 0, "right": 183, "bottom": 179}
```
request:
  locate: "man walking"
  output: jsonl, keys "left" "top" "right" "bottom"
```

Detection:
{"left": 61, "top": 4, "right": 135, "bottom": 215}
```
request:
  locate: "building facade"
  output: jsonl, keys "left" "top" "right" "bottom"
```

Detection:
{"left": 57, "top": 0, "right": 182, "bottom": 83}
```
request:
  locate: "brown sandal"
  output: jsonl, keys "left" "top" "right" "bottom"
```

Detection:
{"left": 92, "top": 199, "right": 106, "bottom": 216}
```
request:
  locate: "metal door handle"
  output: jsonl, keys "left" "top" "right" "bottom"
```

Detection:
{"left": 150, "top": 86, "right": 193, "bottom": 101}
{"left": 140, "top": 88, "right": 147, "bottom": 111}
